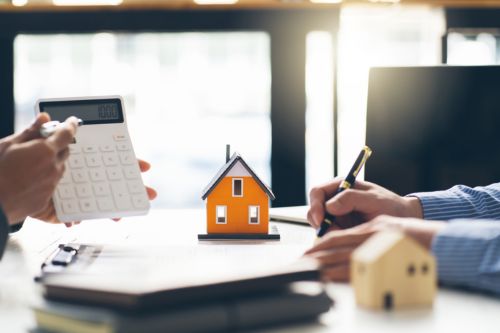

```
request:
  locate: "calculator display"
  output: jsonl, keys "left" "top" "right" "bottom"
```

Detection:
{"left": 39, "top": 99, "right": 124, "bottom": 125}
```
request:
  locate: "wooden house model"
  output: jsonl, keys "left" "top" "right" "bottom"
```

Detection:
{"left": 198, "top": 146, "right": 279, "bottom": 240}
{"left": 351, "top": 231, "right": 436, "bottom": 310}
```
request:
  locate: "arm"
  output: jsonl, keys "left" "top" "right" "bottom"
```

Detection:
{"left": 432, "top": 219, "right": 500, "bottom": 295}
{"left": 410, "top": 183, "right": 500, "bottom": 220}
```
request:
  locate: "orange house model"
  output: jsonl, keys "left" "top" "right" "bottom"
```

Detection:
{"left": 198, "top": 147, "right": 279, "bottom": 240}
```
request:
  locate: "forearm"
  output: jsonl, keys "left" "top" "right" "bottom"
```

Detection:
{"left": 432, "top": 219, "right": 500, "bottom": 295}
{"left": 410, "top": 183, "right": 500, "bottom": 220}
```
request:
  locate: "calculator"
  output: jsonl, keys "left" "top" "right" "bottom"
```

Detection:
{"left": 36, "top": 96, "right": 150, "bottom": 222}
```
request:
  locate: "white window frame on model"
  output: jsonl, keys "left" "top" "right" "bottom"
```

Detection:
{"left": 216, "top": 205, "right": 227, "bottom": 224}
{"left": 248, "top": 205, "right": 260, "bottom": 224}
{"left": 232, "top": 178, "right": 243, "bottom": 197}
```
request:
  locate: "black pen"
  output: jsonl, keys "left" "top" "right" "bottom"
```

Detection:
{"left": 316, "top": 146, "right": 372, "bottom": 238}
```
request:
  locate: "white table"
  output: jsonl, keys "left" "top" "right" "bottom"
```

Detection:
{"left": 1, "top": 209, "right": 499, "bottom": 333}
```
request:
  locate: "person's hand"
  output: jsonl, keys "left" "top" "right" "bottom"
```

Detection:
{"left": 304, "top": 215, "right": 446, "bottom": 282}
{"left": 0, "top": 113, "right": 79, "bottom": 225}
{"left": 32, "top": 159, "right": 158, "bottom": 227}
{"left": 307, "top": 178, "right": 424, "bottom": 231}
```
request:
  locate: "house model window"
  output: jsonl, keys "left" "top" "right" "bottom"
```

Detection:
{"left": 233, "top": 178, "right": 243, "bottom": 197}
{"left": 249, "top": 206, "right": 260, "bottom": 224}
{"left": 216, "top": 205, "right": 227, "bottom": 224}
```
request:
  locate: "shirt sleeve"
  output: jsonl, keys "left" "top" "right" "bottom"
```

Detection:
{"left": 409, "top": 183, "right": 500, "bottom": 221}
{"left": 432, "top": 220, "right": 500, "bottom": 295}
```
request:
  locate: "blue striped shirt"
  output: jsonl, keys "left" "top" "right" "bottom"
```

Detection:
{"left": 410, "top": 183, "right": 500, "bottom": 295}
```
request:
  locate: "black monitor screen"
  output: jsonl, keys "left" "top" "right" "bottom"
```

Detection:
{"left": 365, "top": 66, "right": 500, "bottom": 195}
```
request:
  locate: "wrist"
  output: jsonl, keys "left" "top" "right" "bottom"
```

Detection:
{"left": 402, "top": 196, "right": 424, "bottom": 219}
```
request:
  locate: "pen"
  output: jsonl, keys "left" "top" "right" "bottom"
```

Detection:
{"left": 40, "top": 119, "right": 83, "bottom": 138}
{"left": 316, "top": 146, "right": 372, "bottom": 238}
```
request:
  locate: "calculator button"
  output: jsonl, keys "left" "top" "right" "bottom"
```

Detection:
{"left": 58, "top": 185, "right": 76, "bottom": 199}
{"left": 69, "top": 146, "right": 81, "bottom": 154}
{"left": 89, "top": 169, "right": 106, "bottom": 182}
{"left": 93, "top": 183, "right": 110, "bottom": 197}
{"left": 97, "top": 197, "right": 114, "bottom": 211}
{"left": 80, "top": 199, "right": 97, "bottom": 212}
{"left": 119, "top": 152, "right": 135, "bottom": 165}
{"left": 103, "top": 153, "right": 119, "bottom": 166}
{"left": 62, "top": 200, "right": 79, "bottom": 214}
{"left": 72, "top": 170, "right": 89, "bottom": 183}
{"left": 132, "top": 195, "right": 149, "bottom": 209}
{"left": 85, "top": 155, "right": 102, "bottom": 167}
{"left": 123, "top": 166, "right": 139, "bottom": 180}
{"left": 106, "top": 167, "right": 123, "bottom": 180}
{"left": 116, "top": 143, "right": 131, "bottom": 151}
{"left": 111, "top": 183, "right": 132, "bottom": 209}
{"left": 76, "top": 184, "right": 92, "bottom": 198}
{"left": 113, "top": 134, "right": 127, "bottom": 141}
{"left": 127, "top": 181, "right": 144, "bottom": 194}
{"left": 83, "top": 146, "right": 98, "bottom": 153}
{"left": 100, "top": 144, "right": 115, "bottom": 152}
{"left": 69, "top": 155, "right": 85, "bottom": 169}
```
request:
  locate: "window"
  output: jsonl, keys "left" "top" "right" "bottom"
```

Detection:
{"left": 407, "top": 264, "right": 416, "bottom": 276}
{"left": 216, "top": 205, "right": 227, "bottom": 224}
{"left": 232, "top": 178, "right": 243, "bottom": 197}
{"left": 249, "top": 205, "right": 259, "bottom": 224}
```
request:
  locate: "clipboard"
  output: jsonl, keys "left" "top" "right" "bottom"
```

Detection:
{"left": 38, "top": 243, "right": 320, "bottom": 310}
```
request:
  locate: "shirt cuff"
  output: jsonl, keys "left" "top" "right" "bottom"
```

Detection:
{"left": 431, "top": 220, "right": 500, "bottom": 295}
{"left": 408, "top": 189, "right": 473, "bottom": 221}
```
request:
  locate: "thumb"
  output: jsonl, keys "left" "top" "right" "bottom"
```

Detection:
{"left": 325, "top": 189, "right": 378, "bottom": 217}
{"left": 12, "top": 113, "right": 51, "bottom": 144}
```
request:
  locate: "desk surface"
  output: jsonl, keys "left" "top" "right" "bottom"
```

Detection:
{"left": 0, "top": 209, "right": 499, "bottom": 333}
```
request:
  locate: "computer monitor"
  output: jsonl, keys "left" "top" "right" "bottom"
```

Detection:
{"left": 365, "top": 66, "right": 500, "bottom": 195}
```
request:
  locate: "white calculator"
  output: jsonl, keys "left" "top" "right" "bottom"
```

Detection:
{"left": 36, "top": 96, "right": 150, "bottom": 222}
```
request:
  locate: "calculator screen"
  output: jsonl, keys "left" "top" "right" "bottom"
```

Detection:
{"left": 39, "top": 98, "right": 124, "bottom": 125}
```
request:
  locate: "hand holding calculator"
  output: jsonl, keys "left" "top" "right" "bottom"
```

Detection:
{"left": 36, "top": 96, "right": 150, "bottom": 223}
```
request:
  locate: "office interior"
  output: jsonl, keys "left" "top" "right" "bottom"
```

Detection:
{"left": 1, "top": 0, "right": 500, "bottom": 332}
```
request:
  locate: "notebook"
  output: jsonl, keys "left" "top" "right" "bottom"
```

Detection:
{"left": 270, "top": 206, "right": 309, "bottom": 225}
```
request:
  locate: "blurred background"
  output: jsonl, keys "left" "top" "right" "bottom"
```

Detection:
{"left": 10, "top": 3, "right": 500, "bottom": 208}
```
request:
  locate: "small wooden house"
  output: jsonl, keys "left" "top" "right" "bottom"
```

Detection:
{"left": 199, "top": 147, "right": 277, "bottom": 240}
{"left": 351, "top": 231, "right": 436, "bottom": 310}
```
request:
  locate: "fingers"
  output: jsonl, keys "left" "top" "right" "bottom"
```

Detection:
{"left": 138, "top": 159, "right": 151, "bottom": 172}
{"left": 12, "top": 113, "right": 51, "bottom": 144}
{"left": 46, "top": 117, "right": 79, "bottom": 152}
{"left": 308, "top": 179, "right": 373, "bottom": 228}
{"left": 305, "top": 227, "right": 374, "bottom": 254}
{"left": 321, "top": 264, "right": 350, "bottom": 282}
{"left": 325, "top": 188, "right": 377, "bottom": 217}
{"left": 307, "top": 247, "right": 353, "bottom": 266}
{"left": 146, "top": 186, "right": 157, "bottom": 200}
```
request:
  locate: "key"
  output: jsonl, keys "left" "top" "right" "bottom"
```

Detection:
{"left": 80, "top": 198, "right": 97, "bottom": 212}
{"left": 89, "top": 169, "right": 106, "bottom": 182}
{"left": 106, "top": 167, "right": 123, "bottom": 180}
{"left": 111, "top": 182, "right": 132, "bottom": 210}
{"left": 123, "top": 166, "right": 139, "bottom": 180}
{"left": 116, "top": 143, "right": 131, "bottom": 151}
{"left": 127, "top": 180, "right": 144, "bottom": 194}
{"left": 72, "top": 170, "right": 89, "bottom": 183}
{"left": 97, "top": 197, "right": 114, "bottom": 211}
{"left": 76, "top": 184, "right": 92, "bottom": 198}
{"left": 62, "top": 200, "right": 79, "bottom": 214}
{"left": 93, "top": 183, "right": 110, "bottom": 197}
{"left": 83, "top": 146, "right": 98, "bottom": 153}
{"left": 69, "top": 146, "right": 81, "bottom": 154}
{"left": 113, "top": 134, "right": 127, "bottom": 141}
{"left": 100, "top": 144, "right": 115, "bottom": 152}
{"left": 58, "top": 185, "right": 76, "bottom": 199}
{"left": 69, "top": 155, "right": 85, "bottom": 169}
{"left": 103, "top": 153, "right": 119, "bottom": 166}
{"left": 132, "top": 195, "right": 149, "bottom": 209}
{"left": 59, "top": 171, "right": 71, "bottom": 184}
{"left": 119, "top": 152, "right": 135, "bottom": 165}
{"left": 85, "top": 154, "right": 102, "bottom": 167}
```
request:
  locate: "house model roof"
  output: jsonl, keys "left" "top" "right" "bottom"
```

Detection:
{"left": 201, "top": 152, "right": 275, "bottom": 201}
{"left": 352, "top": 231, "right": 430, "bottom": 263}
